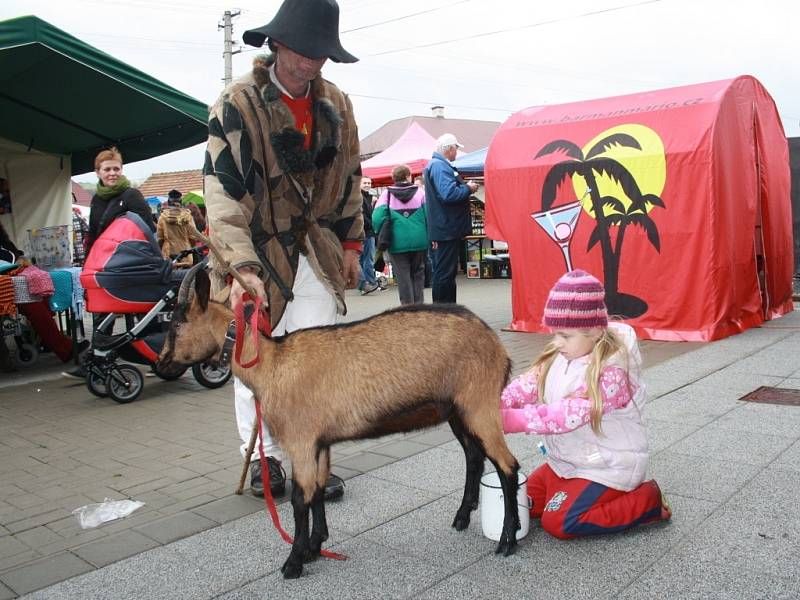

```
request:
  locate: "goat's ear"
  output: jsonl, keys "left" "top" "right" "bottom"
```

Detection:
{"left": 195, "top": 269, "right": 211, "bottom": 311}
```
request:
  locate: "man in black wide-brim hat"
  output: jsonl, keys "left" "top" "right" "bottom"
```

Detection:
{"left": 203, "top": 0, "right": 361, "bottom": 504}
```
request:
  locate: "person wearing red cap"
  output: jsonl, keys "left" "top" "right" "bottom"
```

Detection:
{"left": 204, "top": 0, "right": 362, "bottom": 502}
{"left": 500, "top": 269, "right": 670, "bottom": 539}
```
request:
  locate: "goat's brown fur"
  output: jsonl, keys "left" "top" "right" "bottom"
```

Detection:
{"left": 160, "top": 268, "right": 521, "bottom": 578}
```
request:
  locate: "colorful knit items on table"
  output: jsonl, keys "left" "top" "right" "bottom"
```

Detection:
{"left": 20, "top": 265, "right": 55, "bottom": 297}
{"left": 11, "top": 276, "right": 42, "bottom": 304}
{"left": 0, "top": 276, "right": 15, "bottom": 316}
{"left": 48, "top": 269, "right": 73, "bottom": 312}
{"left": 543, "top": 269, "right": 608, "bottom": 329}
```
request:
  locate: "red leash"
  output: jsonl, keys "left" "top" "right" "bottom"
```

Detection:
{"left": 233, "top": 293, "right": 270, "bottom": 367}
{"left": 235, "top": 295, "right": 346, "bottom": 561}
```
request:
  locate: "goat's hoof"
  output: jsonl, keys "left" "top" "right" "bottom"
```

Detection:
{"left": 281, "top": 559, "right": 304, "bottom": 579}
{"left": 303, "top": 547, "right": 321, "bottom": 564}
{"left": 451, "top": 513, "right": 471, "bottom": 531}
{"left": 494, "top": 534, "right": 517, "bottom": 557}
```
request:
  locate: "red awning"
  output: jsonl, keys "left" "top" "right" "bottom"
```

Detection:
{"left": 485, "top": 76, "right": 793, "bottom": 341}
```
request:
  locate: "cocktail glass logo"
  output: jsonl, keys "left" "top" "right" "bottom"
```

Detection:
{"left": 532, "top": 124, "right": 666, "bottom": 318}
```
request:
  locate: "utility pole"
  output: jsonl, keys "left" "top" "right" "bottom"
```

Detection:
{"left": 219, "top": 10, "right": 241, "bottom": 87}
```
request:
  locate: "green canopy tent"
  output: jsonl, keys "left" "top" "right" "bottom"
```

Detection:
{"left": 0, "top": 15, "right": 209, "bottom": 249}
{"left": 0, "top": 15, "right": 209, "bottom": 175}
{"left": 181, "top": 190, "right": 204, "bottom": 208}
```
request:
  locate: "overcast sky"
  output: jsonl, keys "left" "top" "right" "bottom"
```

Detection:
{"left": 2, "top": 0, "right": 797, "bottom": 183}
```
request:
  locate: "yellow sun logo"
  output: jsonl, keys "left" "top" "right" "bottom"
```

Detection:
{"left": 571, "top": 124, "right": 666, "bottom": 218}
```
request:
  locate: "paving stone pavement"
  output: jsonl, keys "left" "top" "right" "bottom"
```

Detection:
{"left": 1, "top": 277, "right": 798, "bottom": 598}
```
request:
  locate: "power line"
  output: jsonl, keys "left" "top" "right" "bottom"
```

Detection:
{"left": 75, "top": 0, "right": 227, "bottom": 14}
{"left": 341, "top": 1, "right": 472, "bottom": 34}
{"left": 367, "top": 0, "right": 664, "bottom": 58}
{"left": 353, "top": 26, "right": 663, "bottom": 91}
{"left": 76, "top": 31, "right": 219, "bottom": 48}
{"left": 238, "top": 0, "right": 474, "bottom": 54}
{"left": 348, "top": 92, "right": 514, "bottom": 114}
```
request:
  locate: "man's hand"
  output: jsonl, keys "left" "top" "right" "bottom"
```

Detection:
{"left": 342, "top": 249, "right": 361, "bottom": 289}
{"left": 230, "top": 267, "right": 266, "bottom": 308}
{"left": 467, "top": 181, "right": 480, "bottom": 194}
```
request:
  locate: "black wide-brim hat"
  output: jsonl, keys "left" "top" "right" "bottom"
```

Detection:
{"left": 243, "top": 0, "right": 358, "bottom": 64}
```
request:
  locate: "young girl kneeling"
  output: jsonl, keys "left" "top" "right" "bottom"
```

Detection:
{"left": 500, "top": 269, "right": 670, "bottom": 540}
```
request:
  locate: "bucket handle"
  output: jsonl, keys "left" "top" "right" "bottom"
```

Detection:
{"left": 494, "top": 494, "right": 532, "bottom": 510}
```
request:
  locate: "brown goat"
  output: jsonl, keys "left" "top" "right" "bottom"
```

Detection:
{"left": 159, "top": 266, "right": 521, "bottom": 579}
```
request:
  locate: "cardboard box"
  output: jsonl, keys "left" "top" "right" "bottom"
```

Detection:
{"left": 466, "top": 261, "right": 480, "bottom": 278}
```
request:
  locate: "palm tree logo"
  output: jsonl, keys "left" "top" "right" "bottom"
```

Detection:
{"left": 533, "top": 124, "right": 666, "bottom": 318}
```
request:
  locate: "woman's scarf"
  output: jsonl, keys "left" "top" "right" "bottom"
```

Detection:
{"left": 96, "top": 175, "right": 131, "bottom": 200}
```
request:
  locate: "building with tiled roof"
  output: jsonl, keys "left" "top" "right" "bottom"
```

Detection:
{"left": 138, "top": 169, "right": 203, "bottom": 199}
{"left": 70, "top": 180, "right": 93, "bottom": 206}
{"left": 359, "top": 107, "right": 501, "bottom": 160}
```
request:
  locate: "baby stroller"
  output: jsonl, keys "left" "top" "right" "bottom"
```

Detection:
{"left": 1, "top": 311, "right": 39, "bottom": 368}
{"left": 79, "top": 212, "right": 231, "bottom": 403}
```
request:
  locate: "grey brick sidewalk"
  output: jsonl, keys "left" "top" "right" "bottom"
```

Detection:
{"left": 3, "top": 278, "right": 798, "bottom": 598}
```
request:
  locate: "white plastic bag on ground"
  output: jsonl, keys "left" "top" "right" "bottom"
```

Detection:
{"left": 72, "top": 498, "right": 145, "bottom": 529}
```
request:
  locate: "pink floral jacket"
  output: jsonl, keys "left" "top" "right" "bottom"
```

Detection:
{"left": 499, "top": 322, "right": 649, "bottom": 491}
{"left": 500, "top": 366, "right": 633, "bottom": 434}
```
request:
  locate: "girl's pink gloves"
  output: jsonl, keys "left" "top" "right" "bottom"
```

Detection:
{"left": 500, "top": 366, "right": 634, "bottom": 435}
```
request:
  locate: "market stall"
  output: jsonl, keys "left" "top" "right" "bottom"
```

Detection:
{"left": 361, "top": 122, "right": 437, "bottom": 185}
{"left": 0, "top": 15, "right": 209, "bottom": 368}
{"left": 452, "top": 147, "right": 487, "bottom": 178}
{"left": 0, "top": 15, "right": 208, "bottom": 250}
{"left": 485, "top": 76, "right": 792, "bottom": 341}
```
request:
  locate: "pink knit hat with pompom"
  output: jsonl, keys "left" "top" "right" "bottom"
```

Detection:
{"left": 543, "top": 269, "right": 608, "bottom": 329}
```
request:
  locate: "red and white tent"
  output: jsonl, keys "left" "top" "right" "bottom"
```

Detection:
{"left": 485, "top": 76, "right": 793, "bottom": 341}
{"left": 361, "top": 122, "right": 437, "bottom": 185}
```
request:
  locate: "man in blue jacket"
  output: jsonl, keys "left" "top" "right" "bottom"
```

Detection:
{"left": 423, "top": 133, "right": 480, "bottom": 303}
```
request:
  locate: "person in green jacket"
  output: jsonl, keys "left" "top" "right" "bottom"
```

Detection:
{"left": 372, "top": 164, "right": 429, "bottom": 304}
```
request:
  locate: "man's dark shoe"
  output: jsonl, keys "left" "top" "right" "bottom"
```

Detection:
{"left": 324, "top": 473, "right": 345, "bottom": 501}
{"left": 61, "top": 364, "right": 87, "bottom": 380}
{"left": 250, "top": 456, "right": 286, "bottom": 498}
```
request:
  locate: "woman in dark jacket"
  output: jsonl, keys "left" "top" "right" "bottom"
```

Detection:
{"left": 63, "top": 147, "right": 155, "bottom": 379}
{"left": 85, "top": 147, "right": 155, "bottom": 255}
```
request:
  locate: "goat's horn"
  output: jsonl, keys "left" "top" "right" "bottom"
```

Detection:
{"left": 176, "top": 261, "right": 207, "bottom": 306}
{"left": 193, "top": 231, "right": 259, "bottom": 299}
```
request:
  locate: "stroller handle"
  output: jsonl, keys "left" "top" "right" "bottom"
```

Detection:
{"left": 171, "top": 245, "right": 208, "bottom": 264}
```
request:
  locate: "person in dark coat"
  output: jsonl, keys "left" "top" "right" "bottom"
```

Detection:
{"left": 85, "top": 147, "right": 155, "bottom": 255}
{"left": 358, "top": 177, "right": 381, "bottom": 294}
{"left": 423, "top": 133, "right": 479, "bottom": 303}
{"left": 64, "top": 147, "right": 155, "bottom": 379}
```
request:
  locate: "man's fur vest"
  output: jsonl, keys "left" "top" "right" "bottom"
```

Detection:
{"left": 204, "top": 53, "right": 363, "bottom": 326}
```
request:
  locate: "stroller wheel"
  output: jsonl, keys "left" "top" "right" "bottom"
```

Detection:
{"left": 86, "top": 366, "right": 108, "bottom": 398}
{"left": 106, "top": 365, "right": 144, "bottom": 403}
{"left": 13, "top": 343, "right": 39, "bottom": 368}
{"left": 192, "top": 361, "right": 232, "bottom": 389}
